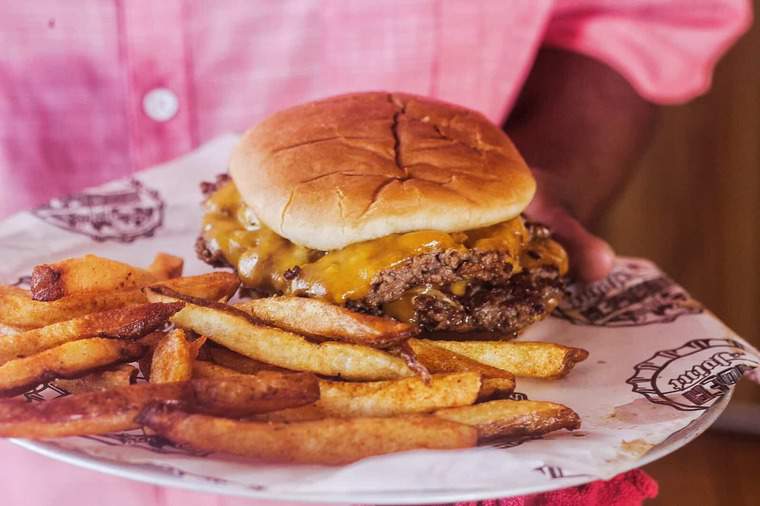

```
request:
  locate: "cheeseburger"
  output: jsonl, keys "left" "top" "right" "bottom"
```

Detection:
{"left": 197, "top": 92, "right": 568, "bottom": 336}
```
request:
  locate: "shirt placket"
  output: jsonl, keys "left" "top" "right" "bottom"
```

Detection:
{"left": 119, "top": 0, "right": 193, "bottom": 171}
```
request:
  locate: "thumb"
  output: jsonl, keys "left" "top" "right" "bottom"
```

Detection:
{"left": 525, "top": 200, "right": 615, "bottom": 283}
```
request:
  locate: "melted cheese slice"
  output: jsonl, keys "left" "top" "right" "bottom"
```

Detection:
{"left": 201, "top": 181, "right": 567, "bottom": 304}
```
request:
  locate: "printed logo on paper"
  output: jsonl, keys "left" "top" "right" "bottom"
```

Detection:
{"left": 553, "top": 260, "right": 702, "bottom": 327}
{"left": 627, "top": 338, "right": 759, "bottom": 411}
{"left": 33, "top": 179, "right": 164, "bottom": 242}
{"left": 534, "top": 464, "right": 589, "bottom": 480}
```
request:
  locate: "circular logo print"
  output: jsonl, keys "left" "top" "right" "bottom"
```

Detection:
{"left": 33, "top": 179, "right": 164, "bottom": 243}
{"left": 627, "top": 338, "right": 759, "bottom": 411}
{"left": 554, "top": 260, "right": 702, "bottom": 327}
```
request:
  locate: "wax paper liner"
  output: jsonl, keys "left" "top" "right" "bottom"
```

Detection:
{"left": 1, "top": 135, "right": 757, "bottom": 499}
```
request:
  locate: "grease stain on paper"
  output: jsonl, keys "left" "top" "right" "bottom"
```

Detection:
{"left": 608, "top": 398, "right": 684, "bottom": 425}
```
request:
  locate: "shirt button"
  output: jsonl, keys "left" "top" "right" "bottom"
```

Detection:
{"left": 142, "top": 88, "right": 179, "bottom": 122}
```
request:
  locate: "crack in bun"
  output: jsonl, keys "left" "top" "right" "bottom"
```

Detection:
{"left": 230, "top": 92, "right": 535, "bottom": 251}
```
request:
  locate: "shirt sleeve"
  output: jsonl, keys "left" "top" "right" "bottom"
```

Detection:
{"left": 543, "top": 0, "right": 752, "bottom": 104}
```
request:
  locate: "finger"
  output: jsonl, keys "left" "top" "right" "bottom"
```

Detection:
{"left": 525, "top": 202, "right": 615, "bottom": 283}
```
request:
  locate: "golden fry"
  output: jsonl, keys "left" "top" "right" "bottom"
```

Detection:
{"left": 0, "top": 302, "right": 183, "bottom": 365}
{"left": 0, "top": 338, "right": 146, "bottom": 397}
{"left": 0, "top": 286, "right": 147, "bottom": 330}
{"left": 0, "top": 272, "right": 239, "bottom": 330}
{"left": 479, "top": 378, "right": 516, "bottom": 401}
{"left": 427, "top": 340, "right": 589, "bottom": 378}
{"left": 408, "top": 338, "right": 515, "bottom": 398}
{"left": 0, "top": 323, "right": 20, "bottom": 336}
{"left": 52, "top": 364, "right": 138, "bottom": 394}
{"left": 145, "top": 287, "right": 411, "bottom": 381}
{"left": 139, "top": 404, "right": 477, "bottom": 465}
{"left": 30, "top": 255, "right": 157, "bottom": 301}
{"left": 192, "top": 360, "right": 241, "bottom": 379}
{"left": 188, "top": 336, "right": 207, "bottom": 360}
{"left": 0, "top": 373, "right": 320, "bottom": 438}
{"left": 150, "top": 329, "right": 193, "bottom": 383}
{"left": 258, "top": 372, "right": 481, "bottom": 422}
{"left": 235, "top": 297, "right": 415, "bottom": 347}
{"left": 207, "top": 345, "right": 286, "bottom": 373}
{"left": 434, "top": 399, "right": 581, "bottom": 441}
{"left": 147, "top": 253, "right": 184, "bottom": 280}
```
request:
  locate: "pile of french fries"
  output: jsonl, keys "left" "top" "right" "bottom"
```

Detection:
{"left": 0, "top": 253, "right": 588, "bottom": 465}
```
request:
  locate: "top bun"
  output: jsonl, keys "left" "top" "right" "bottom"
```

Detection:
{"left": 230, "top": 92, "right": 535, "bottom": 251}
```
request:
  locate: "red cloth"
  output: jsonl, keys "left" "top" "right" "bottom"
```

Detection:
{"left": 431, "top": 470, "right": 658, "bottom": 506}
{"left": 526, "top": 469, "right": 658, "bottom": 505}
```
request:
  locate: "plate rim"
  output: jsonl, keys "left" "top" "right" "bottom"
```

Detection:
{"left": 10, "top": 391, "right": 732, "bottom": 505}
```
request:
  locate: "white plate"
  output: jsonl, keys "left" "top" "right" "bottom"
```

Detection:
{"left": 11, "top": 393, "right": 730, "bottom": 505}
{"left": 3, "top": 136, "right": 756, "bottom": 505}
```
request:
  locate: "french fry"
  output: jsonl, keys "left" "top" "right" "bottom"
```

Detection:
{"left": 188, "top": 336, "right": 207, "bottom": 360}
{"left": 207, "top": 345, "right": 287, "bottom": 373}
{"left": 156, "top": 272, "right": 241, "bottom": 303}
{"left": 0, "top": 302, "right": 183, "bottom": 365}
{"left": 150, "top": 329, "right": 193, "bottom": 383}
{"left": 0, "top": 323, "right": 20, "bottom": 336}
{"left": 138, "top": 404, "right": 477, "bottom": 465}
{"left": 0, "top": 286, "right": 147, "bottom": 330}
{"left": 0, "top": 373, "right": 320, "bottom": 438}
{"left": 52, "top": 364, "right": 138, "bottom": 394}
{"left": 235, "top": 297, "right": 415, "bottom": 347}
{"left": 145, "top": 287, "right": 411, "bottom": 381}
{"left": 0, "top": 338, "right": 147, "bottom": 397}
{"left": 30, "top": 255, "right": 158, "bottom": 301}
{"left": 257, "top": 372, "right": 481, "bottom": 422}
{"left": 434, "top": 400, "right": 581, "bottom": 441}
{"left": 407, "top": 338, "right": 515, "bottom": 398}
{"left": 192, "top": 360, "right": 241, "bottom": 379}
{"left": 0, "top": 272, "right": 239, "bottom": 330}
{"left": 427, "top": 340, "right": 589, "bottom": 379}
{"left": 147, "top": 253, "right": 184, "bottom": 280}
{"left": 193, "top": 361, "right": 482, "bottom": 422}
{"left": 479, "top": 378, "right": 517, "bottom": 401}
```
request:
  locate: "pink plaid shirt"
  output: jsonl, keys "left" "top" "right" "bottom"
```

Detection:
{"left": 0, "top": 1, "right": 750, "bottom": 505}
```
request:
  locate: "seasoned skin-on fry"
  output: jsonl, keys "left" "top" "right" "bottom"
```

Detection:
{"left": 0, "top": 338, "right": 147, "bottom": 397}
{"left": 408, "top": 339, "right": 514, "bottom": 378}
{"left": 150, "top": 329, "right": 193, "bottom": 383}
{"left": 193, "top": 362, "right": 481, "bottom": 422}
{"left": 0, "top": 286, "right": 147, "bottom": 330}
{"left": 139, "top": 404, "right": 477, "bottom": 465}
{"left": 154, "top": 272, "right": 241, "bottom": 303}
{"left": 145, "top": 287, "right": 411, "bottom": 381}
{"left": 30, "top": 255, "right": 158, "bottom": 301}
{"left": 0, "top": 302, "right": 183, "bottom": 365}
{"left": 192, "top": 360, "right": 242, "bottom": 379}
{"left": 188, "top": 336, "right": 207, "bottom": 360}
{"left": 0, "top": 323, "right": 21, "bottom": 336}
{"left": 52, "top": 364, "right": 138, "bottom": 394}
{"left": 0, "top": 272, "right": 239, "bottom": 330}
{"left": 478, "top": 378, "right": 516, "bottom": 401}
{"left": 408, "top": 338, "right": 515, "bottom": 398}
{"left": 428, "top": 340, "right": 589, "bottom": 379}
{"left": 235, "top": 297, "right": 416, "bottom": 347}
{"left": 434, "top": 400, "right": 581, "bottom": 441}
{"left": 0, "top": 374, "right": 320, "bottom": 438}
{"left": 207, "top": 345, "right": 287, "bottom": 373}
{"left": 147, "top": 253, "right": 184, "bottom": 280}
{"left": 257, "top": 372, "right": 481, "bottom": 422}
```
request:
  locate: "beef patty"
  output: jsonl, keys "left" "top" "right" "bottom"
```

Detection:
{"left": 349, "top": 250, "right": 563, "bottom": 336}
{"left": 196, "top": 176, "right": 564, "bottom": 336}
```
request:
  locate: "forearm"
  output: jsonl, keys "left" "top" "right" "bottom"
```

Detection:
{"left": 504, "top": 48, "right": 659, "bottom": 224}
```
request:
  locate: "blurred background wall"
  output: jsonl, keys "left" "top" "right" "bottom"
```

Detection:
{"left": 594, "top": 2, "right": 759, "bottom": 406}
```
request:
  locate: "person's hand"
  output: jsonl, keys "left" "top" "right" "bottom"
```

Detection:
{"left": 525, "top": 168, "right": 615, "bottom": 283}
{"left": 503, "top": 48, "right": 659, "bottom": 283}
